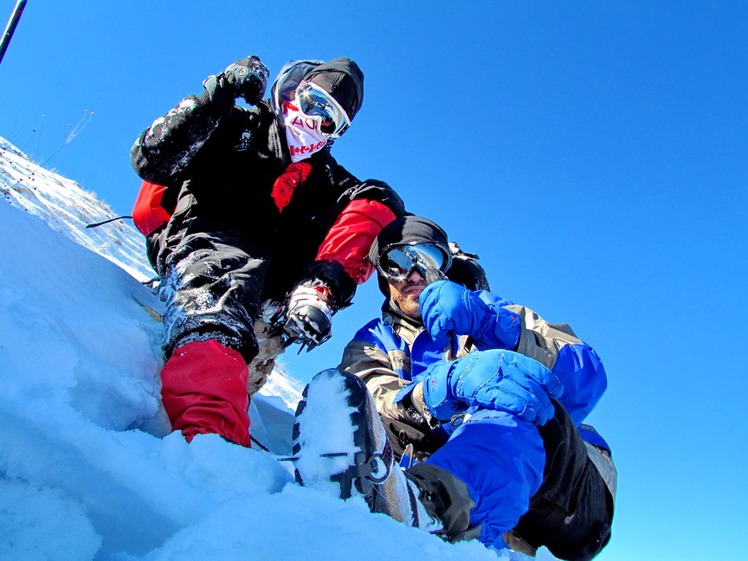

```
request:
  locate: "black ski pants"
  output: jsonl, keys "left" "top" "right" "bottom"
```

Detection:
{"left": 159, "top": 230, "right": 272, "bottom": 361}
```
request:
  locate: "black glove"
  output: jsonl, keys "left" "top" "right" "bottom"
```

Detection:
{"left": 284, "top": 280, "right": 335, "bottom": 350}
{"left": 203, "top": 55, "right": 270, "bottom": 108}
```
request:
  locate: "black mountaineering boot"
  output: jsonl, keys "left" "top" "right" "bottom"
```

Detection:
{"left": 293, "top": 369, "right": 440, "bottom": 530}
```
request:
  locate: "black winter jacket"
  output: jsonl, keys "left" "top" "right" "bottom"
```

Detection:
{"left": 131, "top": 91, "right": 404, "bottom": 304}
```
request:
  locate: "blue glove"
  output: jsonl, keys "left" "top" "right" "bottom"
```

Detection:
{"left": 421, "top": 349, "right": 563, "bottom": 425}
{"left": 419, "top": 280, "right": 519, "bottom": 350}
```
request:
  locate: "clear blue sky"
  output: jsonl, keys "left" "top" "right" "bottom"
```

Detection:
{"left": 2, "top": 2, "right": 747, "bottom": 560}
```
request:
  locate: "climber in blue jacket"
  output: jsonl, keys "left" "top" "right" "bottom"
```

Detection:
{"left": 293, "top": 215, "right": 616, "bottom": 561}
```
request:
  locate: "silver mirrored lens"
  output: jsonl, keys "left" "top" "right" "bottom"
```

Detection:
{"left": 380, "top": 248, "right": 414, "bottom": 280}
{"left": 296, "top": 83, "right": 348, "bottom": 136}
{"left": 409, "top": 244, "right": 446, "bottom": 270}
{"left": 379, "top": 244, "right": 447, "bottom": 282}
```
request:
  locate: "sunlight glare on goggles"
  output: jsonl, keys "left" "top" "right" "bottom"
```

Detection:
{"left": 296, "top": 82, "right": 350, "bottom": 137}
{"left": 379, "top": 244, "right": 448, "bottom": 281}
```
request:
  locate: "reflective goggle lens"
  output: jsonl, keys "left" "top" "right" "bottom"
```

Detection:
{"left": 296, "top": 82, "right": 350, "bottom": 137}
{"left": 379, "top": 244, "right": 448, "bottom": 281}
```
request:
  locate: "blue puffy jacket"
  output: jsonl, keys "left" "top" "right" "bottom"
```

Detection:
{"left": 338, "top": 290, "right": 609, "bottom": 548}
{"left": 340, "top": 290, "right": 607, "bottom": 426}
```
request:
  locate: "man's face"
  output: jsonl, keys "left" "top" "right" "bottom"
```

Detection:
{"left": 388, "top": 268, "right": 428, "bottom": 320}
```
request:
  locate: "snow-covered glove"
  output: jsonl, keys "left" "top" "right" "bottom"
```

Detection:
{"left": 421, "top": 349, "right": 563, "bottom": 425}
{"left": 203, "top": 55, "right": 270, "bottom": 108}
{"left": 284, "top": 280, "right": 335, "bottom": 349}
{"left": 419, "top": 280, "right": 520, "bottom": 350}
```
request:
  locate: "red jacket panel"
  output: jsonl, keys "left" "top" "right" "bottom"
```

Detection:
{"left": 132, "top": 180, "right": 173, "bottom": 237}
{"left": 315, "top": 199, "right": 397, "bottom": 284}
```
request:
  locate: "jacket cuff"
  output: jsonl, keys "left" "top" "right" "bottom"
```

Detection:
{"left": 404, "top": 381, "right": 441, "bottom": 428}
{"left": 305, "top": 260, "right": 357, "bottom": 309}
{"left": 196, "top": 88, "right": 235, "bottom": 117}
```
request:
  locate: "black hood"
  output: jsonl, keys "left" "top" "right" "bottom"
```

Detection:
{"left": 304, "top": 58, "right": 365, "bottom": 121}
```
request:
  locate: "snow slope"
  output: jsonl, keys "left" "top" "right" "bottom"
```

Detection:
{"left": 0, "top": 137, "right": 153, "bottom": 283}
{"left": 0, "top": 137, "right": 535, "bottom": 561}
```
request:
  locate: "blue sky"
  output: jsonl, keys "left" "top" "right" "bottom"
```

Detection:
{"left": 1, "top": 2, "right": 747, "bottom": 560}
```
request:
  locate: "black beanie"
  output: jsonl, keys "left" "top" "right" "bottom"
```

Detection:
{"left": 370, "top": 215, "right": 451, "bottom": 296}
{"left": 305, "top": 58, "right": 364, "bottom": 121}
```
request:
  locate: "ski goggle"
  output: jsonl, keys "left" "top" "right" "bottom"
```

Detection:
{"left": 377, "top": 243, "right": 452, "bottom": 283}
{"left": 295, "top": 81, "right": 351, "bottom": 138}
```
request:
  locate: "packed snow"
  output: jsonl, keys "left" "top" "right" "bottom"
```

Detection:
{"left": 0, "top": 137, "right": 562, "bottom": 560}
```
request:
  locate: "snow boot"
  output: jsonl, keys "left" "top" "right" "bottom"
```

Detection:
{"left": 292, "top": 369, "right": 440, "bottom": 530}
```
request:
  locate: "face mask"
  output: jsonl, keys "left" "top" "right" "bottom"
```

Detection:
{"left": 282, "top": 102, "right": 329, "bottom": 162}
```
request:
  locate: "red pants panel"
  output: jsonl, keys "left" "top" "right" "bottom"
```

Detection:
{"left": 161, "top": 340, "right": 251, "bottom": 447}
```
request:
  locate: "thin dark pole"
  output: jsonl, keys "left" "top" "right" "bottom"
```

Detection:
{"left": 0, "top": 0, "right": 28, "bottom": 65}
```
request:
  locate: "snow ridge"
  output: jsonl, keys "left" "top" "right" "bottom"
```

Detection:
{"left": 0, "top": 136, "right": 153, "bottom": 282}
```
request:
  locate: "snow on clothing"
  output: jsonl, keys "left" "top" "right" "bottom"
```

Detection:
{"left": 338, "top": 294, "right": 614, "bottom": 558}
{"left": 130, "top": 58, "right": 405, "bottom": 446}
